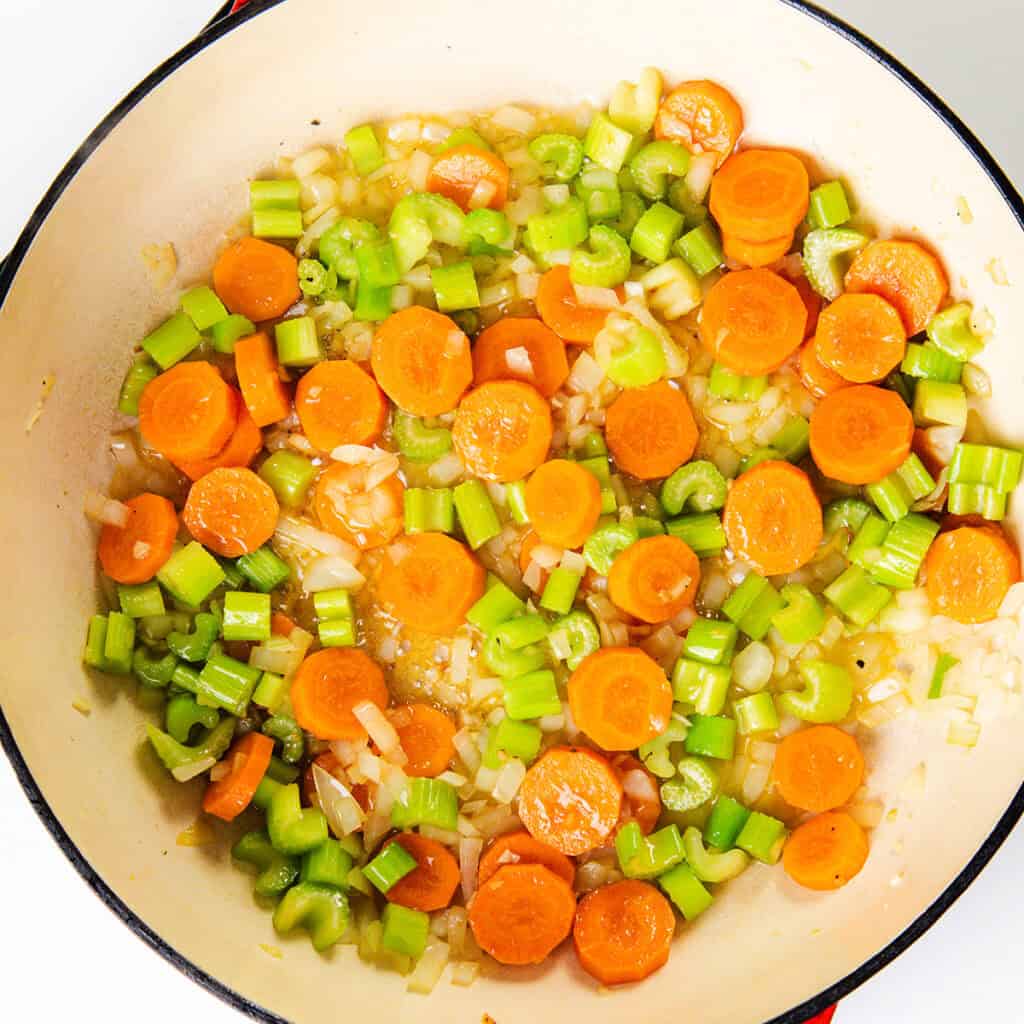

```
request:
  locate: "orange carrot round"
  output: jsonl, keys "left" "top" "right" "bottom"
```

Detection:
{"left": 477, "top": 831, "right": 576, "bottom": 887}
{"left": 271, "top": 611, "right": 296, "bottom": 637}
{"left": 97, "top": 493, "right": 179, "bottom": 584}
{"left": 723, "top": 461, "right": 823, "bottom": 576}
{"left": 472, "top": 317, "right": 570, "bottom": 397}
{"left": 535, "top": 266, "right": 620, "bottom": 344}
{"left": 202, "top": 732, "right": 274, "bottom": 822}
{"left": 385, "top": 833, "right": 461, "bottom": 912}
{"left": 182, "top": 466, "right": 279, "bottom": 557}
{"left": 175, "top": 397, "right": 263, "bottom": 481}
{"left": 376, "top": 532, "right": 486, "bottom": 635}
{"left": 809, "top": 384, "right": 914, "bottom": 484}
{"left": 710, "top": 149, "right": 809, "bottom": 242}
{"left": 138, "top": 362, "right": 238, "bottom": 464}
{"left": 371, "top": 307, "right": 473, "bottom": 417}
{"left": 452, "top": 380, "right": 553, "bottom": 482}
{"left": 573, "top": 879, "right": 676, "bottom": 985}
{"left": 723, "top": 230, "right": 794, "bottom": 268}
{"left": 313, "top": 462, "right": 404, "bottom": 550}
{"left": 773, "top": 725, "right": 865, "bottom": 813}
{"left": 518, "top": 746, "right": 623, "bottom": 856}
{"left": 290, "top": 647, "right": 389, "bottom": 741}
{"left": 798, "top": 341, "right": 848, "bottom": 399}
{"left": 654, "top": 79, "right": 744, "bottom": 168}
{"left": 924, "top": 525, "right": 1020, "bottom": 624}
{"left": 468, "top": 863, "right": 576, "bottom": 966}
{"left": 568, "top": 647, "right": 673, "bottom": 750}
{"left": 783, "top": 811, "right": 869, "bottom": 891}
{"left": 610, "top": 753, "right": 662, "bottom": 836}
{"left": 605, "top": 381, "right": 698, "bottom": 480}
{"left": 213, "top": 237, "right": 301, "bottom": 322}
{"left": 524, "top": 459, "right": 602, "bottom": 549}
{"left": 385, "top": 703, "right": 457, "bottom": 778}
{"left": 607, "top": 535, "right": 701, "bottom": 623}
{"left": 295, "top": 359, "right": 388, "bottom": 452}
{"left": 233, "top": 332, "right": 292, "bottom": 428}
{"left": 426, "top": 144, "right": 510, "bottom": 211}
{"left": 699, "top": 268, "right": 807, "bottom": 375}
{"left": 814, "top": 293, "right": 907, "bottom": 384}
{"left": 844, "top": 239, "right": 949, "bottom": 335}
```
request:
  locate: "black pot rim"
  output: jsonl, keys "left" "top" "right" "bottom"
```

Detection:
{"left": 2, "top": 2, "right": 1022, "bottom": 1022}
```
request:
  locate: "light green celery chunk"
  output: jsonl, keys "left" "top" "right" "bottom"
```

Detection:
{"left": 777, "top": 660, "right": 853, "bottom": 723}
{"left": 682, "top": 826, "right": 749, "bottom": 883}
{"left": 608, "top": 67, "right": 663, "bottom": 135}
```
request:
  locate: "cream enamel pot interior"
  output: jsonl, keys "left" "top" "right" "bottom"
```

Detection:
{"left": 2, "top": 1, "right": 1024, "bottom": 1021}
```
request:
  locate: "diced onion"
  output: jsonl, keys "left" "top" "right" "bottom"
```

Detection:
{"left": 491, "top": 105, "right": 536, "bottom": 133}
{"left": 428, "top": 452, "right": 465, "bottom": 486}
{"left": 560, "top": 550, "right": 587, "bottom": 575}
{"left": 733, "top": 641, "right": 774, "bottom": 692}
{"left": 469, "top": 676, "right": 502, "bottom": 704}
{"left": 741, "top": 761, "right": 770, "bottom": 803}
{"left": 621, "top": 768, "right": 659, "bottom": 806}
{"left": 684, "top": 152, "right": 717, "bottom": 202}
{"left": 450, "top": 961, "right": 480, "bottom": 987}
{"left": 522, "top": 561, "right": 545, "bottom": 593}
{"left": 469, "top": 804, "right": 521, "bottom": 838}
{"left": 407, "top": 938, "right": 450, "bottom": 994}
{"left": 459, "top": 836, "right": 483, "bottom": 902}
{"left": 572, "top": 283, "right": 621, "bottom": 309}
{"left": 452, "top": 728, "right": 482, "bottom": 774}
{"left": 171, "top": 757, "right": 216, "bottom": 783}
{"left": 566, "top": 350, "right": 605, "bottom": 394}
{"left": 353, "top": 700, "right": 405, "bottom": 763}
{"left": 962, "top": 362, "right": 992, "bottom": 397}
{"left": 450, "top": 634, "right": 473, "bottom": 685}
{"left": 504, "top": 346, "right": 534, "bottom": 375}
{"left": 445, "top": 907, "right": 468, "bottom": 959}
{"left": 530, "top": 543, "right": 564, "bottom": 569}
{"left": 313, "top": 764, "right": 365, "bottom": 836}
{"left": 84, "top": 491, "right": 131, "bottom": 528}
{"left": 491, "top": 759, "right": 526, "bottom": 803}
{"left": 275, "top": 514, "right": 360, "bottom": 561}
{"left": 303, "top": 554, "right": 365, "bottom": 592}
{"left": 419, "top": 825, "right": 460, "bottom": 847}
{"left": 947, "top": 719, "right": 981, "bottom": 747}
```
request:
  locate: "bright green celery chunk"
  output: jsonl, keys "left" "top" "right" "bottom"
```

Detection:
{"left": 381, "top": 903, "right": 430, "bottom": 959}
{"left": 736, "top": 811, "right": 786, "bottom": 864}
{"left": 118, "top": 581, "right": 165, "bottom": 619}
{"left": 180, "top": 285, "right": 227, "bottom": 331}
{"left": 132, "top": 647, "right": 178, "bottom": 688}
{"left": 211, "top": 313, "right": 255, "bottom": 354}
{"left": 484, "top": 718, "right": 543, "bottom": 768}
{"left": 391, "top": 778, "right": 458, "bottom": 831}
{"left": 704, "top": 795, "right": 751, "bottom": 850}
{"left": 659, "top": 863, "right": 713, "bottom": 920}
{"left": 249, "top": 179, "right": 300, "bottom": 210}
{"left": 493, "top": 615, "right": 548, "bottom": 650}
{"left": 913, "top": 380, "right": 967, "bottom": 429}
{"left": 825, "top": 565, "right": 892, "bottom": 626}
{"left": 638, "top": 717, "right": 688, "bottom": 778}
{"left": 577, "top": 455, "right": 611, "bottom": 485}
{"left": 274, "top": 882, "right": 349, "bottom": 953}
{"left": 739, "top": 448, "right": 780, "bottom": 473}
{"left": 771, "top": 584, "right": 825, "bottom": 645}
{"left": 467, "top": 576, "right": 526, "bottom": 633}
{"left": 848, "top": 512, "right": 890, "bottom": 570}
{"left": 672, "top": 659, "right": 731, "bottom": 715}
{"left": 259, "top": 450, "right": 317, "bottom": 508}
{"left": 926, "top": 303, "right": 985, "bottom": 361}
{"left": 802, "top": 228, "right": 869, "bottom": 301}
{"left": 222, "top": 591, "right": 271, "bottom": 642}
{"left": 265, "top": 782, "right": 329, "bottom": 856}
{"left": 252, "top": 209, "right": 303, "bottom": 238}
{"left": 453, "top": 480, "right": 500, "bottom": 549}
{"left": 355, "top": 239, "right": 401, "bottom": 290}
{"left": 615, "top": 821, "right": 685, "bottom": 878}
{"left": 526, "top": 196, "right": 589, "bottom": 255}
{"left": 771, "top": 416, "right": 811, "bottom": 463}
{"left": 432, "top": 261, "right": 479, "bottom": 312}
{"left": 528, "top": 133, "right": 584, "bottom": 182}
{"left": 198, "top": 651, "right": 262, "bottom": 716}
{"left": 146, "top": 717, "right": 236, "bottom": 782}
{"left": 465, "top": 208, "right": 511, "bottom": 248}
{"left": 870, "top": 513, "right": 939, "bottom": 588}
{"left": 823, "top": 497, "right": 873, "bottom": 539}
{"left": 345, "top": 124, "right": 385, "bottom": 176}
{"left": 596, "top": 323, "right": 666, "bottom": 388}
{"left": 232, "top": 831, "right": 300, "bottom": 898}
{"left": 236, "top": 545, "right": 290, "bottom": 593}
{"left": 157, "top": 542, "right": 225, "bottom": 608}
{"left": 301, "top": 839, "right": 353, "bottom": 889}
{"left": 777, "top": 660, "right": 853, "bottom": 723}
{"left": 266, "top": 757, "right": 301, "bottom": 784}
{"left": 901, "top": 342, "right": 963, "bottom": 383}
{"left": 661, "top": 461, "right": 728, "bottom": 516}
{"left": 165, "top": 694, "right": 219, "bottom": 744}
{"left": 683, "top": 618, "right": 737, "bottom": 666}
{"left": 675, "top": 221, "right": 723, "bottom": 277}
{"left": 612, "top": 191, "right": 646, "bottom": 239}
{"left": 684, "top": 715, "right": 736, "bottom": 760}
{"left": 660, "top": 757, "right": 719, "bottom": 812}
{"left": 583, "top": 112, "right": 634, "bottom": 172}
{"left": 734, "top": 692, "right": 779, "bottom": 736}
{"left": 630, "top": 201, "right": 685, "bottom": 264}
{"left": 117, "top": 356, "right": 159, "bottom": 415}
{"left": 436, "top": 127, "right": 490, "bottom": 153}
{"left": 503, "top": 669, "right": 561, "bottom": 719}
{"left": 929, "top": 653, "right": 960, "bottom": 699}
{"left": 262, "top": 716, "right": 305, "bottom": 763}
{"left": 141, "top": 313, "right": 200, "bottom": 370}
{"left": 548, "top": 611, "right": 600, "bottom": 671}
{"left": 629, "top": 140, "right": 690, "bottom": 201}
{"left": 949, "top": 443, "right": 1024, "bottom": 492}
{"left": 388, "top": 194, "right": 466, "bottom": 274}
{"left": 807, "top": 180, "right": 851, "bottom": 231}
{"left": 136, "top": 610, "right": 190, "bottom": 646}
{"left": 167, "top": 611, "right": 219, "bottom": 662}
{"left": 866, "top": 453, "right": 936, "bottom": 522}
{"left": 364, "top": 840, "right": 418, "bottom": 893}
{"left": 539, "top": 568, "right": 582, "bottom": 615}
{"left": 392, "top": 410, "right": 452, "bottom": 463}
{"left": 90, "top": 611, "right": 134, "bottom": 675}
{"left": 947, "top": 482, "right": 1008, "bottom": 520}
{"left": 275, "top": 316, "right": 321, "bottom": 367}
{"left": 573, "top": 166, "right": 622, "bottom": 222}
{"left": 708, "top": 363, "right": 768, "bottom": 401}
{"left": 683, "top": 825, "right": 749, "bottom": 883}
{"left": 314, "top": 589, "right": 355, "bottom": 625}
{"left": 722, "top": 574, "right": 783, "bottom": 640}
{"left": 608, "top": 67, "right": 662, "bottom": 135}
{"left": 506, "top": 480, "right": 529, "bottom": 524}
{"left": 664, "top": 512, "right": 726, "bottom": 558}
{"left": 319, "top": 618, "right": 356, "bottom": 648}
{"left": 252, "top": 671, "right": 289, "bottom": 713}
{"left": 319, "top": 217, "right": 381, "bottom": 279}
{"left": 404, "top": 487, "right": 454, "bottom": 534}
{"left": 570, "top": 225, "right": 631, "bottom": 287}
{"left": 583, "top": 521, "right": 638, "bottom": 575}
{"left": 297, "top": 259, "right": 334, "bottom": 298}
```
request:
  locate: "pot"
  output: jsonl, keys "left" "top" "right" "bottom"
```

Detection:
{"left": 1, "top": 1, "right": 1022, "bottom": 1021}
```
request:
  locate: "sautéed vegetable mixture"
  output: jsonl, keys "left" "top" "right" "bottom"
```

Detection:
{"left": 84, "top": 70, "right": 1023, "bottom": 990}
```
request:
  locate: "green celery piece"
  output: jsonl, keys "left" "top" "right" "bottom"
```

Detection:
{"left": 777, "top": 660, "right": 853, "bottom": 723}
{"left": 262, "top": 716, "right": 305, "bottom": 764}
{"left": 232, "top": 831, "right": 300, "bottom": 898}
{"left": 682, "top": 826, "right": 749, "bottom": 883}
{"left": 165, "top": 694, "right": 219, "bottom": 744}
{"left": 167, "top": 612, "right": 220, "bottom": 663}
{"left": 146, "top": 718, "right": 236, "bottom": 782}
{"left": 803, "top": 228, "right": 869, "bottom": 301}
{"left": 273, "top": 882, "right": 350, "bottom": 953}
{"left": 267, "top": 783, "right": 329, "bottom": 856}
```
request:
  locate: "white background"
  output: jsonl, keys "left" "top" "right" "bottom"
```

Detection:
{"left": 1, "top": 1, "right": 1022, "bottom": 1021}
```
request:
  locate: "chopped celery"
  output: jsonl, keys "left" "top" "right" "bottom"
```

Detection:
{"left": 802, "top": 228, "right": 869, "bottom": 301}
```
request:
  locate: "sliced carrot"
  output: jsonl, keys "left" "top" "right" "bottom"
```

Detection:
{"left": 182, "top": 466, "right": 279, "bottom": 558}
{"left": 212, "top": 236, "right": 301, "bottom": 322}
{"left": 138, "top": 361, "right": 238, "bottom": 463}
{"left": 385, "top": 833, "right": 461, "bottom": 912}
{"left": 385, "top": 703, "right": 457, "bottom": 778}
{"left": 773, "top": 725, "right": 865, "bottom": 813}
{"left": 814, "top": 293, "right": 907, "bottom": 384}
{"left": 699, "top": 268, "right": 807, "bottom": 375}
{"left": 723, "top": 461, "right": 823, "bottom": 576}
{"left": 610, "top": 753, "right": 662, "bottom": 836}
{"left": 452, "top": 380, "right": 552, "bottom": 482}
{"left": 654, "top": 79, "right": 744, "bottom": 168}
{"left": 798, "top": 341, "right": 848, "bottom": 399}
{"left": 605, "top": 381, "right": 698, "bottom": 480}
{"left": 468, "top": 863, "right": 576, "bottom": 966}
{"left": 376, "top": 532, "right": 486, "bottom": 635}
{"left": 290, "top": 647, "right": 389, "bottom": 741}
{"left": 426, "top": 144, "right": 510, "bottom": 212}
{"left": 202, "top": 732, "right": 274, "bottom": 822}
{"left": 607, "top": 535, "right": 701, "bottom": 623}
{"left": 270, "top": 611, "right": 296, "bottom": 637}
{"left": 295, "top": 359, "right": 388, "bottom": 452}
{"left": 524, "top": 459, "right": 602, "bottom": 549}
{"left": 791, "top": 273, "right": 823, "bottom": 338}
{"left": 472, "top": 317, "right": 570, "bottom": 397}
{"left": 233, "top": 332, "right": 292, "bottom": 428}
{"left": 845, "top": 239, "right": 949, "bottom": 335}
{"left": 723, "top": 230, "right": 794, "bottom": 268}
{"left": 313, "top": 462, "right": 404, "bottom": 550}
{"left": 518, "top": 746, "right": 623, "bottom": 855}
{"left": 97, "top": 493, "right": 179, "bottom": 584}
{"left": 534, "top": 266, "right": 622, "bottom": 344}
{"left": 301, "top": 751, "right": 372, "bottom": 812}
{"left": 573, "top": 879, "right": 675, "bottom": 986}
{"left": 808, "top": 384, "right": 914, "bottom": 485}
{"left": 783, "top": 811, "right": 869, "bottom": 891}
{"left": 174, "top": 397, "right": 263, "bottom": 481}
{"left": 568, "top": 647, "right": 674, "bottom": 750}
{"left": 371, "top": 306, "right": 472, "bottom": 417}
{"left": 924, "top": 525, "right": 1020, "bottom": 624}
{"left": 477, "top": 831, "right": 576, "bottom": 887}
{"left": 710, "top": 149, "right": 809, "bottom": 242}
